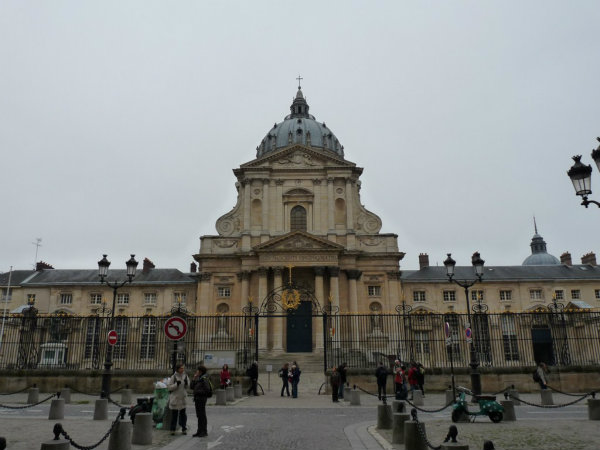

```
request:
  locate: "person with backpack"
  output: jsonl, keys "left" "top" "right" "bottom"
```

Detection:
{"left": 191, "top": 365, "right": 212, "bottom": 438}
{"left": 394, "top": 362, "right": 407, "bottom": 400}
{"left": 416, "top": 362, "right": 426, "bottom": 396}
{"left": 337, "top": 362, "right": 348, "bottom": 399}
{"left": 330, "top": 366, "right": 341, "bottom": 402}
{"left": 279, "top": 362, "right": 290, "bottom": 397}
{"left": 246, "top": 361, "right": 259, "bottom": 396}
{"left": 167, "top": 363, "right": 190, "bottom": 436}
{"left": 534, "top": 362, "right": 549, "bottom": 389}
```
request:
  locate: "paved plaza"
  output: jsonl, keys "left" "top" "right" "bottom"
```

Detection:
{"left": 0, "top": 381, "right": 598, "bottom": 450}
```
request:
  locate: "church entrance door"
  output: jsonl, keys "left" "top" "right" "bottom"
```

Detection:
{"left": 286, "top": 301, "right": 312, "bottom": 352}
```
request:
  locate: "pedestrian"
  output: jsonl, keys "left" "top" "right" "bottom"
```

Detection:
{"left": 220, "top": 363, "right": 231, "bottom": 389}
{"left": 338, "top": 362, "right": 348, "bottom": 399}
{"left": 279, "top": 362, "right": 290, "bottom": 397}
{"left": 375, "top": 361, "right": 388, "bottom": 400}
{"left": 535, "top": 362, "right": 549, "bottom": 389}
{"left": 290, "top": 363, "right": 301, "bottom": 398}
{"left": 394, "top": 362, "right": 407, "bottom": 400}
{"left": 407, "top": 361, "right": 419, "bottom": 400}
{"left": 246, "top": 361, "right": 259, "bottom": 396}
{"left": 416, "top": 362, "right": 425, "bottom": 395}
{"left": 330, "top": 366, "right": 341, "bottom": 402}
{"left": 167, "top": 363, "right": 190, "bottom": 436}
{"left": 190, "top": 365, "right": 211, "bottom": 438}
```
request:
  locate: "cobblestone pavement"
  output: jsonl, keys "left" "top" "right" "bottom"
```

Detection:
{"left": 0, "top": 386, "right": 598, "bottom": 450}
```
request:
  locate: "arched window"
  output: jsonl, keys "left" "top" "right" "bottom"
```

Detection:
{"left": 290, "top": 205, "right": 307, "bottom": 231}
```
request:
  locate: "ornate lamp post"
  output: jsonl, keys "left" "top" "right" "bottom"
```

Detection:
{"left": 567, "top": 138, "right": 600, "bottom": 208}
{"left": 97, "top": 254, "right": 138, "bottom": 398}
{"left": 443, "top": 251, "right": 485, "bottom": 396}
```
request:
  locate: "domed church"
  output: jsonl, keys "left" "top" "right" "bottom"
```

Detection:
{"left": 193, "top": 84, "right": 405, "bottom": 354}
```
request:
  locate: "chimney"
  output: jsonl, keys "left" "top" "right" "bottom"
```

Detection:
{"left": 418, "top": 253, "right": 429, "bottom": 270}
{"left": 142, "top": 258, "right": 155, "bottom": 274}
{"left": 560, "top": 252, "right": 572, "bottom": 266}
{"left": 36, "top": 261, "right": 54, "bottom": 271}
{"left": 581, "top": 252, "right": 597, "bottom": 266}
{"left": 190, "top": 262, "right": 197, "bottom": 273}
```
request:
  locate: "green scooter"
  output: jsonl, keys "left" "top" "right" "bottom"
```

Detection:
{"left": 451, "top": 386, "right": 504, "bottom": 423}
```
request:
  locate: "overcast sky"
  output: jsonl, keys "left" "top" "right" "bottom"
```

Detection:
{"left": 1, "top": 1, "right": 599, "bottom": 274}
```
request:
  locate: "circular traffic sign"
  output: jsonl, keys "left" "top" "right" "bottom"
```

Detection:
{"left": 465, "top": 327, "right": 472, "bottom": 339}
{"left": 444, "top": 322, "right": 451, "bottom": 338}
{"left": 164, "top": 316, "right": 188, "bottom": 341}
{"left": 107, "top": 330, "right": 118, "bottom": 346}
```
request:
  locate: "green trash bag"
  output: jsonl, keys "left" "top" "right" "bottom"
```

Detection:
{"left": 152, "top": 387, "right": 169, "bottom": 428}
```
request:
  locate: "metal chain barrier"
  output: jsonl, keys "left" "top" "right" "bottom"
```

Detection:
{"left": 412, "top": 408, "right": 442, "bottom": 450}
{"left": 53, "top": 408, "right": 126, "bottom": 450}
{"left": 547, "top": 385, "right": 594, "bottom": 397}
{"left": 508, "top": 391, "right": 592, "bottom": 408}
{"left": 490, "top": 386, "right": 511, "bottom": 395}
{"left": 0, "top": 393, "right": 57, "bottom": 409}
{"left": 65, "top": 385, "right": 99, "bottom": 397}
{"left": 0, "top": 386, "right": 34, "bottom": 396}
{"left": 107, "top": 396, "right": 128, "bottom": 409}
{"left": 405, "top": 397, "right": 455, "bottom": 413}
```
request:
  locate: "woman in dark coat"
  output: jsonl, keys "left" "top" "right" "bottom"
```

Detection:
{"left": 330, "top": 366, "right": 341, "bottom": 402}
{"left": 190, "top": 365, "right": 211, "bottom": 438}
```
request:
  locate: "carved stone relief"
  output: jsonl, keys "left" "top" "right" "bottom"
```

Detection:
{"left": 214, "top": 239, "right": 239, "bottom": 248}
{"left": 359, "top": 236, "right": 383, "bottom": 247}
{"left": 215, "top": 197, "right": 242, "bottom": 237}
{"left": 276, "top": 151, "right": 319, "bottom": 167}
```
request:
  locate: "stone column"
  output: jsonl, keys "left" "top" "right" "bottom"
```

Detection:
{"left": 276, "top": 179, "right": 284, "bottom": 232}
{"left": 272, "top": 267, "right": 284, "bottom": 351}
{"left": 327, "top": 177, "right": 335, "bottom": 232}
{"left": 198, "top": 272, "right": 212, "bottom": 313}
{"left": 262, "top": 179, "right": 269, "bottom": 233}
{"left": 346, "top": 270, "right": 362, "bottom": 348}
{"left": 328, "top": 267, "right": 340, "bottom": 349}
{"left": 243, "top": 178, "right": 251, "bottom": 230}
{"left": 257, "top": 267, "right": 268, "bottom": 351}
{"left": 345, "top": 178, "right": 354, "bottom": 231}
{"left": 387, "top": 271, "right": 401, "bottom": 312}
{"left": 313, "top": 179, "right": 322, "bottom": 233}
{"left": 314, "top": 267, "right": 326, "bottom": 350}
{"left": 238, "top": 271, "right": 250, "bottom": 305}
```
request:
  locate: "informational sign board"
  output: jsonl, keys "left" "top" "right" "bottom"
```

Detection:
{"left": 203, "top": 351, "right": 236, "bottom": 369}
{"left": 107, "top": 330, "right": 118, "bottom": 346}
{"left": 266, "top": 365, "right": 273, "bottom": 372}
{"left": 164, "top": 316, "right": 188, "bottom": 341}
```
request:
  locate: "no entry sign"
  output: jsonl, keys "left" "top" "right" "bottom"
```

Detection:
{"left": 107, "top": 330, "right": 118, "bottom": 346}
{"left": 164, "top": 316, "right": 188, "bottom": 341}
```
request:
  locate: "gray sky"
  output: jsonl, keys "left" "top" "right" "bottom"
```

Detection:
{"left": 1, "top": 1, "right": 599, "bottom": 274}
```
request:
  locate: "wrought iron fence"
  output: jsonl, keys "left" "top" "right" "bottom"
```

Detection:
{"left": 0, "top": 310, "right": 598, "bottom": 372}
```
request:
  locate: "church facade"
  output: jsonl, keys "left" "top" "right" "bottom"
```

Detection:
{"left": 193, "top": 86, "right": 404, "bottom": 353}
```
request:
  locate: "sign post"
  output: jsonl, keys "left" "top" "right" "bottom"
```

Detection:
{"left": 445, "top": 322, "right": 456, "bottom": 400}
{"left": 164, "top": 317, "right": 188, "bottom": 373}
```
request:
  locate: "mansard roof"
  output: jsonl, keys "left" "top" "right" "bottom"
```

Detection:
{"left": 401, "top": 264, "right": 600, "bottom": 282}
{"left": 20, "top": 269, "right": 196, "bottom": 286}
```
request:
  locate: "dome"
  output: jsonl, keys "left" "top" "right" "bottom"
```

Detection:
{"left": 256, "top": 87, "right": 344, "bottom": 158}
{"left": 522, "top": 225, "right": 560, "bottom": 266}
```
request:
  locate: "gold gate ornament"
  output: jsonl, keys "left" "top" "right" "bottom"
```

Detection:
{"left": 281, "top": 288, "right": 301, "bottom": 310}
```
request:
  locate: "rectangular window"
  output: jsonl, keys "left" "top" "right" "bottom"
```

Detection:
{"left": 27, "top": 294, "right": 36, "bottom": 304}
{"left": 470, "top": 290, "right": 484, "bottom": 301}
{"left": 500, "top": 315, "right": 520, "bottom": 361}
{"left": 367, "top": 286, "right": 381, "bottom": 297}
{"left": 117, "top": 293, "right": 129, "bottom": 305}
{"left": 174, "top": 292, "right": 187, "bottom": 306}
{"left": 114, "top": 318, "right": 128, "bottom": 360}
{"left": 413, "top": 291, "right": 426, "bottom": 302}
{"left": 571, "top": 289, "right": 581, "bottom": 300}
{"left": 144, "top": 293, "right": 157, "bottom": 305}
{"left": 595, "top": 289, "right": 600, "bottom": 300}
{"left": 414, "top": 331, "right": 430, "bottom": 356}
{"left": 499, "top": 290, "right": 512, "bottom": 301}
{"left": 529, "top": 289, "right": 543, "bottom": 300}
{"left": 443, "top": 290, "right": 456, "bottom": 302}
{"left": 140, "top": 317, "right": 157, "bottom": 359}
{"left": 554, "top": 290, "right": 564, "bottom": 300}
{"left": 84, "top": 317, "right": 101, "bottom": 360}
{"left": 90, "top": 293, "right": 102, "bottom": 305}
{"left": 217, "top": 287, "right": 231, "bottom": 298}
{"left": 1, "top": 288, "right": 12, "bottom": 302}
{"left": 60, "top": 293, "right": 73, "bottom": 305}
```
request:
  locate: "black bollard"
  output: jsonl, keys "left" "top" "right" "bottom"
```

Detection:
{"left": 483, "top": 441, "right": 495, "bottom": 450}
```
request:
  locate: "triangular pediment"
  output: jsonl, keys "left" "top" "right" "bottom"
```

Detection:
{"left": 240, "top": 145, "right": 355, "bottom": 169}
{"left": 253, "top": 231, "right": 345, "bottom": 252}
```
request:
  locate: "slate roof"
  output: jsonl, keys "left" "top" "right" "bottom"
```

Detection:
{"left": 0, "top": 270, "right": 37, "bottom": 286}
{"left": 401, "top": 265, "right": 600, "bottom": 282}
{"left": 19, "top": 269, "right": 196, "bottom": 286}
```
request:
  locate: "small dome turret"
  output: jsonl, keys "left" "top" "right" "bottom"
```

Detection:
{"left": 522, "top": 219, "right": 560, "bottom": 266}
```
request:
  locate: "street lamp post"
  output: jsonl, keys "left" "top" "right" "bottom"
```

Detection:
{"left": 567, "top": 138, "right": 600, "bottom": 208}
{"left": 97, "top": 254, "right": 138, "bottom": 398}
{"left": 443, "top": 251, "right": 485, "bottom": 396}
